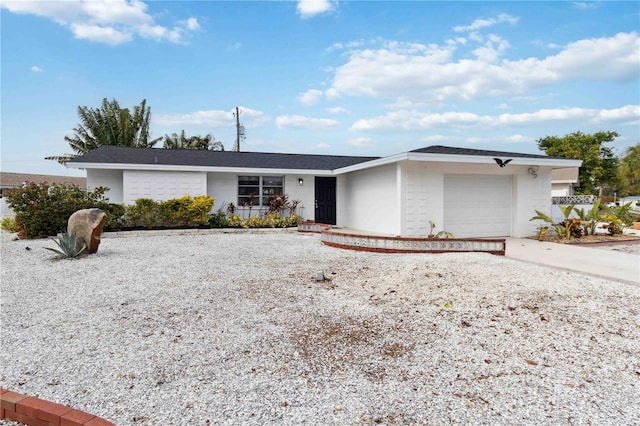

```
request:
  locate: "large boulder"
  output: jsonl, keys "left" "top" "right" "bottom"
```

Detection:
{"left": 67, "top": 208, "right": 107, "bottom": 254}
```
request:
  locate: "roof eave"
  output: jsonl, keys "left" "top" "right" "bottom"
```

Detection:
{"left": 334, "top": 153, "right": 410, "bottom": 174}
{"left": 67, "top": 162, "right": 335, "bottom": 175}
{"left": 334, "top": 152, "right": 582, "bottom": 173}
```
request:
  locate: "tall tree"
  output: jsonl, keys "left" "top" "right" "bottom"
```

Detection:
{"left": 537, "top": 131, "right": 619, "bottom": 196}
{"left": 162, "top": 130, "right": 224, "bottom": 151}
{"left": 46, "top": 98, "right": 161, "bottom": 164}
{"left": 617, "top": 144, "right": 640, "bottom": 196}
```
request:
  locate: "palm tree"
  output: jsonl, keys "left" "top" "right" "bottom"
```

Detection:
{"left": 46, "top": 98, "right": 161, "bottom": 164}
{"left": 162, "top": 130, "right": 224, "bottom": 151}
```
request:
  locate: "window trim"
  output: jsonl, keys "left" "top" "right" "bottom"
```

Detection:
{"left": 237, "top": 175, "right": 284, "bottom": 207}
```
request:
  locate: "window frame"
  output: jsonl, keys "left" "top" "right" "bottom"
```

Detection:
{"left": 237, "top": 175, "right": 284, "bottom": 208}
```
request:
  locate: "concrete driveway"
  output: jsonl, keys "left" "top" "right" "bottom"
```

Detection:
{"left": 506, "top": 238, "right": 640, "bottom": 285}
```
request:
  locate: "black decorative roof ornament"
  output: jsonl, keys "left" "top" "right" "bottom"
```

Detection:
{"left": 494, "top": 158, "right": 512, "bottom": 168}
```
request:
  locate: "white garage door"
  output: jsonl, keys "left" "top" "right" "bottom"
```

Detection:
{"left": 444, "top": 175, "right": 512, "bottom": 238}
{"left": 123, "top": 170, "right": 207, "bottom": 205}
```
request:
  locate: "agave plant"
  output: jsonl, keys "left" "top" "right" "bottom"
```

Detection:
{"left": 45, "top": 232, "right": 86, "bottom": 258}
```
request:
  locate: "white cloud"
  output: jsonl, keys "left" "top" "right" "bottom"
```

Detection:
{"left": 156, "top": 107, "right": 269, "bottom": 128}
{"left": 327, "top": 32, "right": 639, "bottom": 104}
{"left": 227, "top": 42, "right": 242, "bottom": 51}
{"left": 316, "top": 143, "right": 330, "bottom": 149}
{"left": 276, "top": 115, "right": 340, "bottom": 130}
{"left": 327, "top": 106, "right": 349, "bottom": 114}
{"left": 297, "top": 0, "right": 333, "bottom": 18}
{"left": 183, "top": 17, "right": 200, "bottom": 31}
{"left": 453, "top": 13, "right": 519, "bottom": 33}
{"left": 298, "top": 89, "right": 323, "bottom": 106}
{"left": 324, "top": 88, "right": 341, "bottom": 100}
{"left": 31, "top": 65, "right": 43, "bottom": 73}
{"left": 348, "top": 137, "right": 374, "bottom": 147}
{"left": 506, "top": 134, "right": 531, "bottom": 143}
{"left": 71, "top": 22, "right": 133, "bottom": 45}
{"left": 349, "top": 105, "right": 640, "bottom": 131}
{"left": 540, "top": 32, "right": 639, "bottom": 81}
{"left": 1, "top": 0, "right": 199, "bottom": 45}
{"left": 572, "top": 2, "right": 600, "bottom": 10}
{"left": 420, "top": 135, "right": 451, "bottom": 143}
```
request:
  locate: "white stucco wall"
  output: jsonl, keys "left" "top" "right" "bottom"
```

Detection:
{"left": 551, "top": 183, "right": 571, "bottom": 197}
{"left": 512, "top": 167, "right": 553, "bottom": 237}
{"left": 397, "top": 162, "right": 548, "bottom": 238}
{"left": 343, "top": 163, "right": 399, "bottom": 235}
{"left": 1, "top": 197, "right": 13, "bottom": 218}
{"left": 87, "top": 169, "right": 124, "bottom": 204}
{"left": 206, "top": 172, "right": 314, "bottom": 218}
{"left": 400, "top": 161, "right": 444, "bottom": 237}
{"left": 123, "top": 170, "right": 207, "bottom": 205}
{"left": 206, "top": 172, "right": 237, "bottom": 212}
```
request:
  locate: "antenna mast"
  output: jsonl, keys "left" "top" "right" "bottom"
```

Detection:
{"left": 233, "top": 107, "right": 245, "bottom": 152}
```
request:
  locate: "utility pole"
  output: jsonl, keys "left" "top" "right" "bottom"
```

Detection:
{"left": 233, "top": 107, "right": 245, "bottom": 152}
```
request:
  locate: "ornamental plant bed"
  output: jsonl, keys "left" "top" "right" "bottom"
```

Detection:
{"left": 531, "top": 234, "right": 640, "bottom": 245}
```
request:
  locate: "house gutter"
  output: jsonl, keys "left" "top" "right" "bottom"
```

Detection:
{"left": 334, "top": 152, "right": 582, "bottom": 174}
{"left": 66, "top": 162, "right": 335, "bottom": 176}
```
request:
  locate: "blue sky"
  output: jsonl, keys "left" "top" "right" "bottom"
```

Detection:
{"left": 1, "top": 0, "right": 639, "bottom": 177}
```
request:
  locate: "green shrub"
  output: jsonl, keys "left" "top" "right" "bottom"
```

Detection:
{"left": 226, "top": 214, "right": 244, "bottom": 228}
{"left": 187, "top": 196, "right": 215, "bottom": 225}
{"left": 208, "top": 211, "right": 228, "bottom": 228}
{"left": 4, "top": 183, "right": 112, "bottom": 239}
{"left": 125, "top": 195, "right": 214, "bottom": 228}
{"left": 1, "top": 216, "right": 18, "bottom": 233}
{"left": 125, "top": 198, "right": 161, "bottom": 228}
{"left": 103, "top": 203, "right": 127, "bottom": 230}
{"left": 223, "top": 212, "right": 300, "bottom": 229}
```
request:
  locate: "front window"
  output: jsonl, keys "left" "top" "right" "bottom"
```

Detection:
{"left": 238, "top": 176, "right": 283, "bottom": 207}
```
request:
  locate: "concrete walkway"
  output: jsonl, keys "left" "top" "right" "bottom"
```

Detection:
{"left": 506, "top": 238, "right": 640, "bottom": 285}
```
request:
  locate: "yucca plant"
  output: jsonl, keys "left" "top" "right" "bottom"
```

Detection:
{"left": 45, "top": 232, "right": 86, "bottom": 258}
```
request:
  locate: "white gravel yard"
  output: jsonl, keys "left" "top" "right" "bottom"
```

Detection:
{"left": 1, "top": 230, "right": 639, "bottom": 425}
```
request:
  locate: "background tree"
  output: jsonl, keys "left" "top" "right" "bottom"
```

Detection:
{"left": 162, "top": 130, "right": 224, "bottom": 151}
{"left": 46, "top": 98, "right": 161, "bottom": 164}
{"left": 537, "top": 131, "right": 619, "bottom": 196}
{"left": 617, "top": 144, "right": 640, "bottom": 196}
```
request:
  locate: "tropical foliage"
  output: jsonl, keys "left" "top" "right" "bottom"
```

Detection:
{"left": 537, "top": 131, "right": 619, "bottom": 196}
{"left": 530, "top": 200, "right": 639, "bottom": 240}
{"left": 47, "top": 98, "right": 161, "bottom": 164}
{"left": 163, "top": 130, "right": 224, "bottom": 151}
{"left": 617, "top": 144, "right": 640, "bottom": 196}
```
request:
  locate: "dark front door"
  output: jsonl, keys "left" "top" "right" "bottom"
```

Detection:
{"left": 315, "top": 177, "right": 336, "bottom": 225}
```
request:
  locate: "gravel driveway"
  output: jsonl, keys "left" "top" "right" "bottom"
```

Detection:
{"left": 1, "top": 231, "right": 639, "bottom": 425}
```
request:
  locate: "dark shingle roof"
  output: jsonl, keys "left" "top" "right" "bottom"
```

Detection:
{"left": 69, "top": 146, "right": 379, "bottom": 171}
{"left": 411, "top": 145, "right": 566, "bottom": 160}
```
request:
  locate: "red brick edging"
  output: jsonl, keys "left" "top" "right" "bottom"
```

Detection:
{"left": 298, "top": 222, "right": 507, "bottom": 255}
{"left": 1, "top": 388, "right": 115, "bottom": 426}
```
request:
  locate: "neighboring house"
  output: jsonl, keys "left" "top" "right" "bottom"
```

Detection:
{"left": 551, "top": 167, "right": 579, "bottom": 197}
{"left": 0, "top": 172, "right": 87, "bottom": 218}
{"left": 67, "top": 145, "right": 581, "bottom": 238}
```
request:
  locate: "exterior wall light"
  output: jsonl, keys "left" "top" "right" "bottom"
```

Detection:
{"left": 298, "top": 178, "right": 304, "bottom": 186}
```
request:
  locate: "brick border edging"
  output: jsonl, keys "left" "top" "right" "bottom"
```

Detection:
{"left": 297, "top": 222, "right": 506, "bottom": 255}
{"left": 1, "top": 388, "right": 115, "bottom": 426}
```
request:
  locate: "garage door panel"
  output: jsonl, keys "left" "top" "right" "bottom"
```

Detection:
{"left": 444, "top": 175, "right": 511, "bottom": 238}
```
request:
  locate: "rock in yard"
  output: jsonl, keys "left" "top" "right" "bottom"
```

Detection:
{"left": 67, "top": 208, "right": 107, "bottom": 254}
